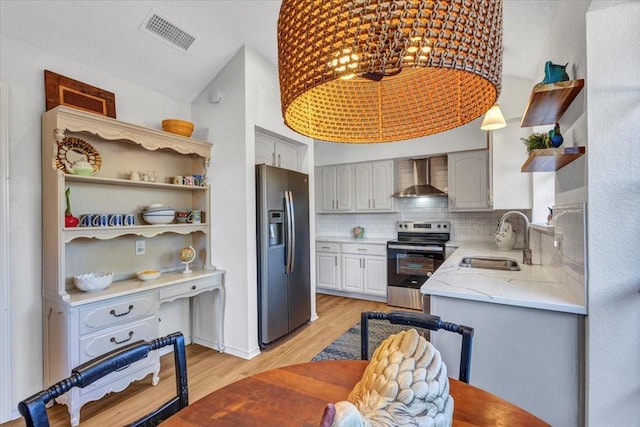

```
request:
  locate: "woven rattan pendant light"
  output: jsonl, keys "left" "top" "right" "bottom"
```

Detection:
{"left": 278, "top": 0, "right": 503, "bottom": 143}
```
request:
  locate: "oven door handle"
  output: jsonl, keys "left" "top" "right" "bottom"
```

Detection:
{"left": 387, "top": 244, "right": 444, "bottom": 252}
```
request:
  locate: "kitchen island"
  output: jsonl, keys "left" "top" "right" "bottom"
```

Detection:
{"left": 421, "top": 242, "right": 585, "bottom": 427}
{"left": 426, "top": 241, "right": 585, "bottom": 314}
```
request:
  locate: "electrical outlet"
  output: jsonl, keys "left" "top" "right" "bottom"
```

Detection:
{"left": 135, "top": 240, "right": 145, "bottom": 255}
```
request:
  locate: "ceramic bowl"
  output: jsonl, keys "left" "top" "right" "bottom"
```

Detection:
{"left": 142, "top": 212, "right": 175, "bottom": 224}
{"left": 74, "top": 272, "right": 113, "bottom": 292}
{"left": 162, "top": 119, "right": 194, "bottom": 137}
{"left": 137, "top": 269, "right": 161, "bottom": 281}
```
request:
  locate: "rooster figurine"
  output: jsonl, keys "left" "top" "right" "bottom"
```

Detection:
{"left": 320, "top": 329, "right": 453, "bottom": 427}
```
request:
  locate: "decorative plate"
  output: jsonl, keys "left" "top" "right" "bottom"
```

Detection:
{"left": 55, "top": 137, "right": 102, "bottom": 175}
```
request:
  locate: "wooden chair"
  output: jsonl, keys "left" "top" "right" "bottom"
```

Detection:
{"left": 360, "top": 311, "right": 474, "bottom": 383}
{"left": 18, "top": 332, "right": 188, "bottom": 427}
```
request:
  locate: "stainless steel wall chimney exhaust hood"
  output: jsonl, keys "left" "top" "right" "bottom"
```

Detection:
{"left": 393, "top": 158, "right": 447, "bottom": 198}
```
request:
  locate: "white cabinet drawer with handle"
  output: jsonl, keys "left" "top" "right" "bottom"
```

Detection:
{"left": 79, "top": 316, "right": 156, "bottom": 364}
{"left": 341, "top": 243, "right": 386, "bottom": 256}
{"left": 79, "top": 292, "right": 156, "bottom": 335}
{"left": 159, "top": 276, "right": 221, "bottom": 303}
{"left": 315, "top": 242, "right": 340, "bottom": 253}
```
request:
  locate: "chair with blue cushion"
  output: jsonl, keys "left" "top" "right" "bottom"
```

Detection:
{"left": 18, "top": 331, "right": 188, "bottom": 427}
{"left": 360, "top": 311, "right": 474, "bottom": 383}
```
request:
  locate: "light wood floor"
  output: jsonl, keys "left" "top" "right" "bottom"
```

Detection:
{"left": 4, "top": 294, "right": 394, "bottom": 427}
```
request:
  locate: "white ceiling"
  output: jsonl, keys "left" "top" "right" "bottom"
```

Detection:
{"left": 1, "top": 1, "right": 560, "bottom": 104}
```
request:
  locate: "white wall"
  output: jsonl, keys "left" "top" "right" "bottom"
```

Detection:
{"left": 0, "top": 35, "right": 191, "bottom": 419}
{"left": 244, "top": 49, "right": 317, "bottom": 322}
{"left": 532, "top": 0, "right": 590, "bottom": 209}
{"left": 0, "top": 81, "right": 12, "bottom": 422}
{"left": 314, "top": 116, "right": 487, "bottom": 166}
{"left": 192, "top": 48, "right": 258, "bottom": 358}
{"left": 585, "top": 2, "right": 640, "bottom": 425}
{"left": 192, "top": 46, "right": 316, "bottom": 358}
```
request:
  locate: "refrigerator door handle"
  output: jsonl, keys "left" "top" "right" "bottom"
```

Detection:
{"left": 285, "top": 190, "right": 296, "bottom": 273}
{"left": 284, "top": 192, "right": 291, "bottom": 273}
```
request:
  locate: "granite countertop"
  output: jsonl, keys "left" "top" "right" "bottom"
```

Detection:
{"left": 316, "top": 236, "right": 391, "bottom": 245}
{"left": 422, "top": 242, "right": 586, "bottom": 315}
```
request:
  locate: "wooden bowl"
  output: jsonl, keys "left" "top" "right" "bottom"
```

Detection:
{"left": 162, "top": 119, "right": 194, "bottom": 137}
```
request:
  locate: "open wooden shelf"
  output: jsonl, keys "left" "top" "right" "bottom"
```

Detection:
{"left": 520, "top": 79, "right": 585, "bottom": 127}
{"left": 521, "top": 146, "right": 586, "bottom": 172}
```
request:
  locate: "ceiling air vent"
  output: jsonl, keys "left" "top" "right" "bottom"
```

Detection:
{"left": 140, "top": 10, "right": 195, "bottom": 52}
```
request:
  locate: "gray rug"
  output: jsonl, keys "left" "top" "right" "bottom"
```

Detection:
{"left": 311, "top": 320, "right": 412, "bottom": 361}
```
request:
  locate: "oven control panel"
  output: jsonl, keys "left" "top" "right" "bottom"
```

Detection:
{"left": 397, "top": 221, "right": 450, "bottom": 232}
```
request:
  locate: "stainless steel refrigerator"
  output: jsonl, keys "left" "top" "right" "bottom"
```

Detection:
{"left": 256, "top": 164, "right": 310, "bottom": 348}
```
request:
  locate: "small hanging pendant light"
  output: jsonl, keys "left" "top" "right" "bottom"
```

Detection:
{"left": 481, "top": 103, "right": 507, "bottom": 130}
{"left": 277, "top": 0, "right": 504, "bottom": 143}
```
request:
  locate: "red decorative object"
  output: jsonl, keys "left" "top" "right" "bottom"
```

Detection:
{"left": 65, "top": 213, "right": 79, "bottom": 228}
{"left": 65, "top": 187, "right": 79, "bottom": 228}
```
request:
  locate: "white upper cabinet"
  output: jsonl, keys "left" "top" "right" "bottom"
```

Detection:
{"left": 448, "top": 150, "right": 491, "bottom": 211}
{"left": 255, "top": 131, "right": 299, "bottom": 171}
{"left": 317, "top": 165, "right": 353, "bottom": 212}
{"left": 318, "top": 160, "right": 393, "bottom": 213}
{"left": 354, "top": 160, "right": 394, "bottom": 211}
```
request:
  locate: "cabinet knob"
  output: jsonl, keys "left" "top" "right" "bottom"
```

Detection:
{"left": 191, "top": 285, "right": 197, "bottom": 290}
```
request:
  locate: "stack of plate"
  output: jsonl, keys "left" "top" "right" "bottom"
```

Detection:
{"left": 142, "top": 204, "right": 175, "bottom": 224}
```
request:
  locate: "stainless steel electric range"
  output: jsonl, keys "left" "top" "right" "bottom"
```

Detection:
{"left": 387, "top": 221, "right": 450, "bottom": 310}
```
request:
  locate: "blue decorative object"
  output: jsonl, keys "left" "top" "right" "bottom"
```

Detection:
{"left": 540, "top": 61, "right": 569, "bottom": 85}
{"left": 549, "top": 123, "right": 564, "bottom": 147}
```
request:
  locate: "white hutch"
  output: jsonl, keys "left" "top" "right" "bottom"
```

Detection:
{"left": 41, "top": 106, "right": 224, "bottom": 425}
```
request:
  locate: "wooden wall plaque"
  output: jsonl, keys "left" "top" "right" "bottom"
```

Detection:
{"left": 44, "top": 70, "right": 116, "bottom": 118}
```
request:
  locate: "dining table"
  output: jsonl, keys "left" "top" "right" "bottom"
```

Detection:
{"left": 160, "top": 360, "right": 550, "bottom": 426}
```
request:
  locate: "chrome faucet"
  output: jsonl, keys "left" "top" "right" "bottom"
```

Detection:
{"left": 498, "top": 211, "right": 532, "bottom": 265}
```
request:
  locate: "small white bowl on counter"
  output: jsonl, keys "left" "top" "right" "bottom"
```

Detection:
{"left": 137, "top": 270, "right": 161, "bottom": 281}
{"left": 73, "top": 272, "right": 114, "bottom": 292}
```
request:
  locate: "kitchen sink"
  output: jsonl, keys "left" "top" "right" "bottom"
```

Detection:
{"left": 459, "top": 256, "right": 521, "bottom": 271}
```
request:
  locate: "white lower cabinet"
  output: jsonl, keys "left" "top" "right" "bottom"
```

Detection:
{"left": 342, "top": 255, "right": 365, "bottom": 293}
{"left": 316, "top": 240, "right": 387, "bottom": 301}
{"left": 315, "top": 243, "right": 340, "bottom": 290}
{"left": 363, "top": 256, "right": 386, "bottom": 296}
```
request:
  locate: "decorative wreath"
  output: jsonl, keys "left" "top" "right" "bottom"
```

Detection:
{"left": 55, "top": 137, "right": 102, "bottom": 175}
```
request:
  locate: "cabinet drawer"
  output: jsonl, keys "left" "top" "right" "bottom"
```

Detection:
{"left": 315, "top": 242, "right": 340, "bottom": 253}
{"left": 79, "top": 293, "right": 156, "bottom": 335}
{"left": 341, "top": 243, "right": 386, "bottom": 256}
{"left": 80, "top": 356, "right": 155, "bottom": 397}
{"left": 79, "top": 317, "right": 156, "bottom": 364}
{"left": 159, "top": 276, "right": 220, "bottom": 303}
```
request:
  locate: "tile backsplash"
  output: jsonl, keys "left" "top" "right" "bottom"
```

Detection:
{"left": 544, "top": 203, "right": 586, "bottom": 302}
{"left": 316, "top": 196, "right": 529, "bottom": 243}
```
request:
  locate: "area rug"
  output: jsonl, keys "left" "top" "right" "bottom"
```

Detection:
{"left": 311, "top": 320, "right": 411, "bottom": 361}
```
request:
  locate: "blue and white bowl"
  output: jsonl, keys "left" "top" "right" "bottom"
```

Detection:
{"left": 142, "top": 207, "right": 175, "bottom": 224}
